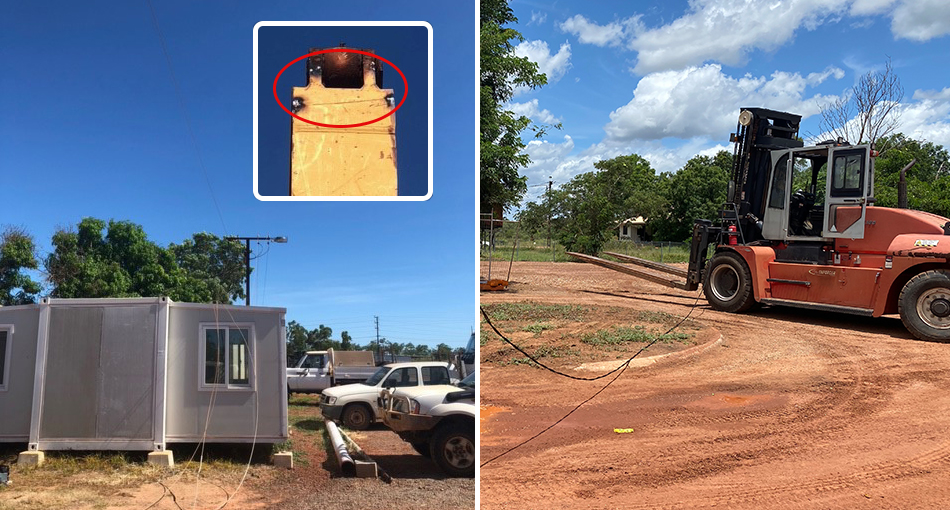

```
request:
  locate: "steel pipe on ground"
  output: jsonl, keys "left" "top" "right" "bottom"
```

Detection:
{"left": 326, "top": 421, "right": 356, "bottom": 476}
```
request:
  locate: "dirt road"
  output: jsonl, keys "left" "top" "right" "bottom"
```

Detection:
{"left": 480, "top": 261, "right": 950, "bottom": 509}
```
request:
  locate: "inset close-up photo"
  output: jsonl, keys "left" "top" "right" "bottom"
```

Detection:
{"left": 254, "top": 22, "right": 432, "bottom": 200}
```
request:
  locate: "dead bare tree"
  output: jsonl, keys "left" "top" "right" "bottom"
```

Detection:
{"left": 818, "top": 58, "right": 904, "bottom": 153}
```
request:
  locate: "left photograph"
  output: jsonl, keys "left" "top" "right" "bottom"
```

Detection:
{"left": 0, "top": 1, "right": 476, "bottom": 508}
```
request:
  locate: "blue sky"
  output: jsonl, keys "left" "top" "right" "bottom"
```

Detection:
{"left": 0, "top": 0, "right": 476, "bottom": 349}
{"left": 257, "top": 24, "right": 429, "bottom": 196}
{"left": 507, "top": 0, "right": 950, "bottom": 203}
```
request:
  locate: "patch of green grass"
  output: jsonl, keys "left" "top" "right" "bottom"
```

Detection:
{"left": 532, "top": 344, "right": 578, "bottom": 358}
{"left": 581, "top": 325, "right": 692, "bottom": 349}
{"left": 483, "top": 302, "right": 588, "bottom": 322}
{"left": 41, "top": 452, "right": 138, "bottom": 476}
{"left": 502, "top": 357, "right": 538, "bottom": 368}
{"left": 522, "top": 321, "right": 555, "bottom": 336}
{"left": 601, "top": 239, "right": 691, "bottom": 264}
{"left": 636, "top": 310, "right": 677, "bottom": 323}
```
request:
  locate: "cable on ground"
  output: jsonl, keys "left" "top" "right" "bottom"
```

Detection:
{"left": 479, "top": 288, "right": 705, "bottom": 467}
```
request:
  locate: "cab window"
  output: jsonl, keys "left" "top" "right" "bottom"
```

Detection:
{"left": 831, "top": 151, "right": 864, "bottom": 197}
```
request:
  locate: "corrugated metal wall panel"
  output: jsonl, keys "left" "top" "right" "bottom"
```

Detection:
{"left": 40, "top": 306, "right": 102, "bottom": 439}
{"left": 96, "top": 305, "right": 156, "bottom": 439}
{"left": 0, "top": 306, "right": 40, "bottom": 440}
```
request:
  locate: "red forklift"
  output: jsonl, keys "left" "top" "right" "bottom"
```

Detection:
{"left": 571, "top": 108, "right": 950, "bottom": 341}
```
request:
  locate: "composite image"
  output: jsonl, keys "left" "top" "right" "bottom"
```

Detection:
{"left": 3, "top": 0, "right": 950, "bottom": 509}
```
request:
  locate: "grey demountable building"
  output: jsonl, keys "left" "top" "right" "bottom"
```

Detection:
{"left": 0, "top": 297, "right": 288, "bottom": 453}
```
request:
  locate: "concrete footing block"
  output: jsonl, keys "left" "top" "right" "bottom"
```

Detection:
{"left": 273, "top": 451, "right": 294, "bottom": 469}
{"left": 354, "top": 460, "right": 378, "bottom": 478}
{"left": 18, "top": 450, "right": 44, "bottom": 467}
{"left": 147, "top": 451, "right": 175, "bottom": 468}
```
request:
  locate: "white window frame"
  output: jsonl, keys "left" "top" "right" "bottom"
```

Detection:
{"left": 0, "top": 325, "right": 13, "bottom": 391}
{"left": 199, "top": 323, "right": 256, "bottom": 391}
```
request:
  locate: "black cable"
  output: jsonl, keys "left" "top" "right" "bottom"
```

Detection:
{"left": 479, "top": 288, "right": 705, "bottom": 467}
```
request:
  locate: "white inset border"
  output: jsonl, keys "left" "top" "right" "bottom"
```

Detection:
{"left": 253, "top": 20, "right": 434, "bottom": 201}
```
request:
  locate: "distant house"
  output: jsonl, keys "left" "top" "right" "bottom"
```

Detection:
{"left": 617, "top": 217, "right": 647, "bottom": 241}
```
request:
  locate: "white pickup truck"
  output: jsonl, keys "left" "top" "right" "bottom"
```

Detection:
{"left": 286, "top": 349, "right": 377, "bottom": 395}
{"left": 381, "top": 372, "right": 476, "bottom": 477}
{"left": 319, "top": 361, "right": 457, "bottom": 430}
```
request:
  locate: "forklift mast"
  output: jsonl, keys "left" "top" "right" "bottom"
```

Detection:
{"left": 727, "top": 108, "right": 804, "bottom": 243}
{"left": 684, "top": 108, "right": 804, "bottom": 289}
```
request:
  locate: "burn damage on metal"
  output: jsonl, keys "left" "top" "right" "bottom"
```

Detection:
{"left": 291, "top": 97, "right": 304, "bottom": 114}
{"left": 307, "top": 46, "right": 384, "bottom": 89}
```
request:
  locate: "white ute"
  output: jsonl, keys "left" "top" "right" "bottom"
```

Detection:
{"left": 319, "top": 361, "right": 457, "bottom": 430}
{"left": 287, "top": 349, "right": 377, "bottom": 395}
{"left": 381, "top": 372, "right": 476, "bottom": 477}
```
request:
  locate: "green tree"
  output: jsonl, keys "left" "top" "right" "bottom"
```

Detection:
{"left": 170, "top": 233, "right": 247, "bottom": 303}
{"left": 0, "top": 227, "right": 42, "bottom": 305}
{"left": 45, "top": 217, "right": 245, "bottom": 302}
{"left": 340, "top": 331, "right": 353, "bottom": 350}
{"left": 651, "top": 152, "right": 732, "bottom": 241}
{"left": 46, "top": 218, "right": 176, "bottom": 298}
{"left": 307, "top": 324, "right": 333, "bottom": 350}
{"left": 872, "top": 134, "right": 950, "bottom": 216}
{"left": 480, "top": 0, "right": 554, "bottom": 212}
{"left": 286, "top": 320, "right": 310, "bottom": 365}
{"left": 434, "top": 342, "right": 454, "bottom": 361}
{"left": 552, "top": 155, "right": 661, "bottom": 254}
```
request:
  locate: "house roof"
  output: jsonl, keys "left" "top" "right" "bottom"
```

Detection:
{"left": 617, "top": 216, "right": 647, "bottom": 227}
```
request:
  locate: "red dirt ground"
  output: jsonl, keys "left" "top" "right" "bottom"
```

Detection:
{"left": 480, "top": 261, "right": 950, "bottom": 509}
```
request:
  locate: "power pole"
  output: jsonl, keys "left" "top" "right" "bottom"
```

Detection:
{"left": 224, "top": 235, "right": 288, "bottom": 305}
{"left": 548, "top": 177, "right": 554, "bottom": 262}
{"left": 374, "top": 315, "right": 380, "bottom": 362}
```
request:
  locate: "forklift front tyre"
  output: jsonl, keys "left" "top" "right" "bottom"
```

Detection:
{"left": 899, "top": 270, "right": 950, "bottom": 342}
{"left": 704, "top": 251, "right": 756, "bottom": 313}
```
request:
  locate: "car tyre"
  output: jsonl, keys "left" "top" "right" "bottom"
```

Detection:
{"left": 342, "top": 403, "right": 373, "bottom": 430}
{"left": 430, "top": 423, "right": 475, "bottom": 477}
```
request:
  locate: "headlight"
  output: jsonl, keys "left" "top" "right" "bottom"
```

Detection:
{"left": 409, "top": 399, "right": 421, "bottom": 414}
{"left": 324, "top": 396, "right": 337, "bottom": 405}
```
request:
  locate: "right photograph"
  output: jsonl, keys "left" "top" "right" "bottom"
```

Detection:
{"left": 480, "top": 0, "right": 950, "bottom": 508}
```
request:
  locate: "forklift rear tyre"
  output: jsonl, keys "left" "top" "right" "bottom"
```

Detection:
{"left": 899, "top": 270, "right": 950, "bottom": 342}
{"left": 704, "top": 252, "right": 756, "bottom": 313}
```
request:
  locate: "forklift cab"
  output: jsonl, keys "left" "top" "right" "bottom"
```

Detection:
{"left": 761, "top": 143, "right": 873, "bottom": 242}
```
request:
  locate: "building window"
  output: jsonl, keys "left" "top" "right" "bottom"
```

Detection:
{"left": 0, "top": 326, "right": 11, "bottom": 391}
{"left": 201, "top": 324, "right": 253, "bottom": 389}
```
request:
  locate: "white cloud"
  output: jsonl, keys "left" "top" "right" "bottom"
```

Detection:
{"left": 529, "top": 10, "right": 548, "bottom": 25}
{"left": 897, "top": 87, "right": 950, "bottom": 148}
{"left": 520, "top": 135, "right": 736, "bottom": 204}
{"left": 522, "top": 135, "right": 577, "bottom": 186}
{"left": 891, "top": 0, "right": 950, "bottom": 41}
{"left": 507, "top": 99, "right": 561, "bottom": 124}
{"left": 806, "top": 66, "right": 846, "bottom": 85}
{"left": 514, "top": 40, "right": 573, "bottom": 86}
{"left": 849, "top": 0, "right": 898, "bottom": 16}
{"left": 558, "top": 14, "right": 631, "bottom": 47}
{"left": 604, "top": 64, "right": 842, "bottom": 142}
{"left": 627, "top": 0, "right": 851, "bottom": 74}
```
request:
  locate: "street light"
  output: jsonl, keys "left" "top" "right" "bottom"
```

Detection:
{"left": 224, "top": 235, "right": 288, "bottom": 306}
